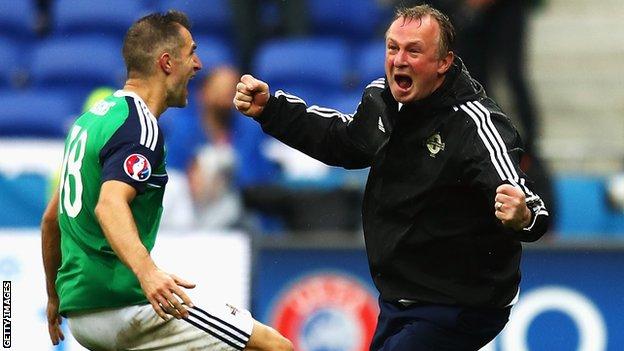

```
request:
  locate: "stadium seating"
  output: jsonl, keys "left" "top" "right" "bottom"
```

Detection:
{"left": 356, "top": 40, "right": 386, "bottom": 90}
{"left": 0, "top": 89, "right": 77, "bottom": 138}
{"left": 322, "top": 91, "right": 363, "bottom": 115}
{"left": 0, "top": 0, "right": 35, "bottom": 39}
{"left": 157, "top": 0, "right": 232, "bottom": 39}
{"left": 193, "top": 35, "right": 236, "bottom": 72}
{"left": 29, "top": 35, "right": 125, "bottom": 90}
{"left": 0, "top": 37, "right": 20, "bottom": 88}
{"left": 555, "top": 175, "right": 624, "bottom": 238}
{"left": 307, "top": 0, "right": 385, "bottom": 41}
{"left": 253, "top": 38, "right": 349, "bottom": 92}
{"left": 0, "top": 173, "right": 48, "bottom": 227}
{"left": 53, "top": 0, "right": 148, "bottom": 38}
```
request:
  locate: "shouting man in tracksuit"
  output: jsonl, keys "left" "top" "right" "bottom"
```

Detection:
{"left": 234, "top": 4, "right": 548, "bottom": 350}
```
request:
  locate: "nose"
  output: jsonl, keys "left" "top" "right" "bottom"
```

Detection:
{"left": 393, "top": 49, "right": 408, "bottom": 67}
{"left": 194, "top": 54, "right": 202, "bottom": 72}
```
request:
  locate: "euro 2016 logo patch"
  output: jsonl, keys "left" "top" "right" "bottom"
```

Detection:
{"left": 124, "top": 154, "right": 151, "bottom": 181}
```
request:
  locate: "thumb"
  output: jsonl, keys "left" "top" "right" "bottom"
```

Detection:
{"left": 172, "top": 274, "right": 196, "bottom": 289}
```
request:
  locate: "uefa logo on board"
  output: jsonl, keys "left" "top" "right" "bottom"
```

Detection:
{"left": 270, "top": 273, "right": 379, "bottom": 351}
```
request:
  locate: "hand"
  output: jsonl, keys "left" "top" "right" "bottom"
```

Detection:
{"left": 137, "top": 267, "right": 196, "bottom": 320}
{"left": 233, "top": 74, "right": 270, "bottom": 117}
{"left": 494, "top": 184, "right": 531, "bottom": 231}
{"left": 46, "top": 296, "right": 65, "bottom": 345}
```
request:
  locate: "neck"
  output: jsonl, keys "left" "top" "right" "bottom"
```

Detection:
{"left": 123, "top": 77, "right": 167, "bottom": 118}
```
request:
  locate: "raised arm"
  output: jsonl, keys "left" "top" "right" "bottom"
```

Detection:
{"left": 234, "top": 74, "right": 375, "bottom": 169}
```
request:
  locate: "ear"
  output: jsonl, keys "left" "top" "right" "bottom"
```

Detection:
{"left": 158, "top": 52, "right": 173, "bottom": 74}
{"left": 437, "top": 51, "right": 454, "bottom": 75}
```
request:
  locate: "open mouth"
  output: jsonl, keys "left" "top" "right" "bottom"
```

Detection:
{"left": 394, "top": 74, "right": 413, "bottom": 90}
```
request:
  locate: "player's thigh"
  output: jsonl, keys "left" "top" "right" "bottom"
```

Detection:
{"left": 244, "top": 320, "right": 293, "bottom": 351}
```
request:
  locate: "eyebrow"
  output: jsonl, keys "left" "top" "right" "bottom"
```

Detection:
{"left": 386, "top": 38, "right": 425, "bottom": 47}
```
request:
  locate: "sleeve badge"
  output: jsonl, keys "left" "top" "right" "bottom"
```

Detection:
{"left": 124, "top": 154, "right": 151, "bottom": 181}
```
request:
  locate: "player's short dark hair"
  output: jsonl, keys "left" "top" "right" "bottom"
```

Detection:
{"left": 390, "top": 4, "right": 455, "bottom": 59}
{"left": 122, "top": 10, "right": 191, "bottom": 77}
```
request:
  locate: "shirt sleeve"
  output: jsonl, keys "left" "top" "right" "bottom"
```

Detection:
{"left": 254, "top": 89, "right": 376, "bottom": 169}
{"left": 460, "top": 100, "right": 549, "bottom": 242}
{"left": 99, "top": 105, "right": 164, "bottom": 194}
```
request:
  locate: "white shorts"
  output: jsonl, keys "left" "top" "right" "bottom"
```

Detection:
{"left": 67, "top": 302, "right": 254, "bottom": 351}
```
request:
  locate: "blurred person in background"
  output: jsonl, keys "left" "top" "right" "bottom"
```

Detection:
{"left": 235, "top": 4, "right": 548, "bottom": 350}
{"left": 34, "top": 0, "right": 52, "bottom": 36}
{"left": 230, "top": 0, "right": 309, "bottom": 72}
{"left": 187, "top": 65, "right": 281, "bottom": 230}
{"left": 41, "top": 10, "right": 292, "bottom": 351}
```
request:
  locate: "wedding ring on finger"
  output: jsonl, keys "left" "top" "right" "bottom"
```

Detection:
{"left": 495, "top": 202, "right": 503, "bottom": 211}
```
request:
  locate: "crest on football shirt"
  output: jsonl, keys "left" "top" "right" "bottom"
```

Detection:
{"left": 124, "top": 154, "right": 151, "bottom": 181}
{"left": 426, "top": 133, "right": 445, "bottom": 157}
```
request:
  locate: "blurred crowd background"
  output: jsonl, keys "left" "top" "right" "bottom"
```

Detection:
{"left": 1, "top": 0, "right": 623, "bottom": 240}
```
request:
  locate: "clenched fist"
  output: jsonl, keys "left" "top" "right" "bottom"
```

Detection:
{"left": 494, "top": 184, "right": 531, "bottom": 231}
{"left": 233, "top": 74, "right": 270, "bottom": 117}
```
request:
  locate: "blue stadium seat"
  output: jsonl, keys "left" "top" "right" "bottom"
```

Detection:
{"left": 356, "top": 40, "right": 386, "bottom": 90}
{"left": 157, "top": 0, "right": 232, "bottom": 38}
{"left": 0, "top": 0, "right": 36, "bottom": 39}
{"left": 0, "top": 37, "right": 20, "bottom": 88}
{"left": 53, "top": 0, "right": 148, "bottom": 38}
{"left": 193, "top": 35, "right": 236, "bottom": 72}
{"left": 307, "top": 0, "right": 384, "bottom": 41}
{"left": 322, "top": 92, "right": 363, "bottom": 115}
{"left": 30, "top": 35, "right": 125, "bottom": 90}
{"left": 0, "top": 173, "right": 48, "bottom": 227}
{"left": 554, "top": 175, "right": 624, "bottom": 238}
{"left": 253, "top": 38, "right": 349, "bottom": 91}
{"left": 0, "top": 89, "right": 77, "bottom": 138}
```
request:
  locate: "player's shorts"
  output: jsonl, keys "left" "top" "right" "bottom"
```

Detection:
{"left": 67, "top": 302, "right": 254, "bottom": 350}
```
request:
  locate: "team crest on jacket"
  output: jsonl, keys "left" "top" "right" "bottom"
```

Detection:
{"left": 426, "top": 133, "right": 445, "bottom": 157}
{"left": 270, "top": 273, "right": 378, "bottom": 351}
{"left": 124, "top": 154, "right": 151, "bottom": 181}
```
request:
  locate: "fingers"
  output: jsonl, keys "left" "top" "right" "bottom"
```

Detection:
{"left": 494, "top": 184, "right": 531, "bottom": 230}
{"left": 161, "top": 290, "right": 188, "bottom": 319}
{"left": 240, "top": 74, "right": 268, "bottom": 94}
{"left": 172, "top": 275, "right": 195, "bottom": 309}
{"left": 496, "top": 183, "right": 523, "bottom": 197}
{"left": 47, "top": 316, "right": 65, "bottom": 345}
{"left": 148, "top": 279, "right": 195, "bottom": 320}
{"left": 172, "top": 274, "right": 196, "bottom": 289}
{"left": 150, "top": 298, "right": 169, "bottom": 320}
{"left": 233, "top": 75, "right": 270, "bottom": 116}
